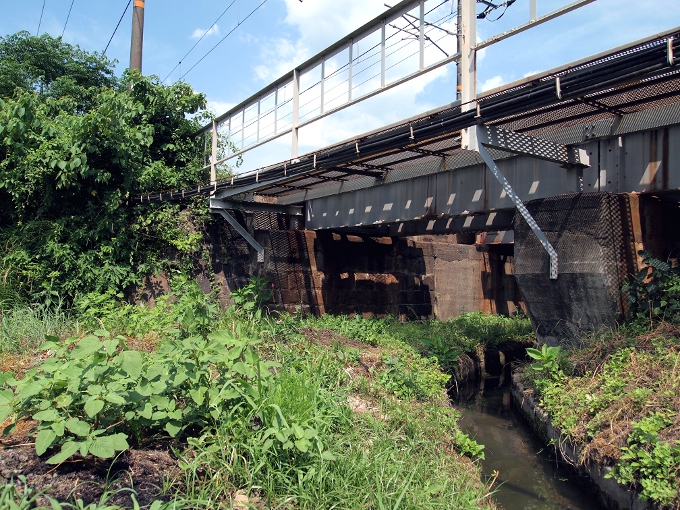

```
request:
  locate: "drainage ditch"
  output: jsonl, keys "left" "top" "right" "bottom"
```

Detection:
{"left": 450, "top": 352, "right": 604, "bottom": 510}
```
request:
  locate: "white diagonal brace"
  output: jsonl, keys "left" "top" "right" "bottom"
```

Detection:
{"left": 475, "top": 125, "right": 558, "bottom": 279}
{"left": 213, "top": 209, "right": 265, "bottom": 263}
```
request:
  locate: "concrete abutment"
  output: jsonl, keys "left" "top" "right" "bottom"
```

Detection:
{"left": 138, "top": 192, "right": 678, "bottom": 341}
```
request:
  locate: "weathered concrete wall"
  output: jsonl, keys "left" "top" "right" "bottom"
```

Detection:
{"left": 195, "top": 213, "right": 523, "bottom": 319}
{"left": 513, "top": 192, "right": 647, "bottom": 345}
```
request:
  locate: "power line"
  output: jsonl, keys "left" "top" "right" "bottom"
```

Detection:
{"left": 61, "top": 0, "right": 75, "bottom": 38}
{"left": 163, "top": 0, "right": 237, "bottom": 82}
{"left": 104, "top": 0, "right": 132, "bottom": 55}
{"left": 37, "top": 0, "right": 47, "bottom": 36}
{"left": 180, "top": 0, "right": 270, "bottom": 80}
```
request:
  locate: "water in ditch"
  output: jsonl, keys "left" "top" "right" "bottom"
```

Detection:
{"left": 451, "top": 370, "right": 603, "bottom": 510}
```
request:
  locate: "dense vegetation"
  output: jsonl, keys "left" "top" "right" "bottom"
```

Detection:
{"left": 522, "top": 252, "right": 680, "bottom": 508}
{"left": 0, "top": 274, "right": 536, "bottom": 508}
{"left": 0, "top": 30, "right": 538, "bottom": 509}
{"left": 0, "top": 31, "right": 213, "bottom": 305}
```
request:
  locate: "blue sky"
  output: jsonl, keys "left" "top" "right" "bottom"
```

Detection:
{"left": 2, "top": 0, "right": 680, "bottom": 172}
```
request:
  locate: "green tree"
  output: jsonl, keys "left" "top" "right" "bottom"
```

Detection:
{"left": 0, "top": 31, "right": 213, "bottom": 301}
{"left": 0, "top": 31, "right": 117, "bottom": 108}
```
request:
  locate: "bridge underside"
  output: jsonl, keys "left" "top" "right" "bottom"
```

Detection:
{"left": 200, "top": 32, "right": 680, "bottom": 252}
{"left": 134, "top": 28, "right": 680, "bottom": 341}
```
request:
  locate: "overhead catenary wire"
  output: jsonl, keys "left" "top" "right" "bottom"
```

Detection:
{"left": 104, "top": 0, "right": 132, "bottom": 55}
{"left": 37, "top": 0, "right": 47, "bottom": 36}
{"left": 130, "top": 34, "right": 680, "bottom": 204}
{"left": 222, "top": 9, "right": 458, "bottom": 148}
{"left": 61, "top": 0, "right": 75, "bottom": 38}
{"left": 163, "top": 0, "right": 237, "bottom": 82}
{"left": 180, "top": 0, "right": 270, "bottom": 80}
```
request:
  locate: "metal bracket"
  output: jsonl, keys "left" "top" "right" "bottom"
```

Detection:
{"left": 213, "top": 209, "right": 265, "bottom": 263}
{"left": 669, "top": 37, "right": 676, "bottom": 66}
{"left": 475, "top": 125, "right": 558, "bottom": 279}
{"left": 210, "top": 198, "right": 303, "bottom": 216}
{"left": 480, "top": 125, "right": 590, "bottom": 167}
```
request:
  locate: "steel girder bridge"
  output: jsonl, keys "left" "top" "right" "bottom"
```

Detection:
{"left": 134, "top": 0, "right": 680, "bottom": 280}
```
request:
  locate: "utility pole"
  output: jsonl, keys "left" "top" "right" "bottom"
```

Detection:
{"left": 456, "top": 0, "right": 463, "bottom": 101}
{"left": 130, "top": 0, "right": 145, "bottom": 72}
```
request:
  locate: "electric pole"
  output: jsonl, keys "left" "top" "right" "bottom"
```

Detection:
{"left": 130, "top": 0, "right": 145, "bottom": 72}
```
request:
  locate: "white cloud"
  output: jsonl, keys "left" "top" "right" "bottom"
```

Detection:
{"left": 480, "top": 75, "right": 504, "bottom": 92}
{"left": 253, "top": 38, "right": 309, "bottom": 83}
{"left": 191, "top": 24, "right": 220, "bottom": 39}
{"left": 207, "top": 100, "right": 236, "bottom": 116}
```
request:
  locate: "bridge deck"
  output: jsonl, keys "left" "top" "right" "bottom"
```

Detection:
{"left": 135, "top": 28, "right": 680, "bottom": 214}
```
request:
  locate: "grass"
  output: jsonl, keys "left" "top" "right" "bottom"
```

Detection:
{"left": 519, "top": 321, "right": 680, "bottom": 507}
{"left": 0, "top": 299, "right": 79, "bottom": 354}
{"left": 0, "top": 288, "right": 515, "bottom": 509}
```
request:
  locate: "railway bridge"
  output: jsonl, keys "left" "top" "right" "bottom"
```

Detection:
{"left": 136, "top": 1, "right": 680, "bottom": 343}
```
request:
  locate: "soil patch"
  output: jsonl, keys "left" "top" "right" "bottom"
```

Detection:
{"left": 299, "top": 328, "right": 384, "bottom": 378}
{"left": 0, "top": 441, "right": 179, "bottom": 507}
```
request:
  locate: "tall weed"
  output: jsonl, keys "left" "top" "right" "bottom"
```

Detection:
{"left": 0, "top": 299, "right": 77, "bottom": 353}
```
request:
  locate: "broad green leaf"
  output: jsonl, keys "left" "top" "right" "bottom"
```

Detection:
{"left": 119, "top": 351, "right": 143, "bottom": 379}
{"left": 40, "top": 336, "right": 61, "bottom": 351}
{"left": 294, "top": 439, "right": 310, "bottom": 453}
{"left": 33, "top": 409, "right": 60, "bottom": 422}
{"left": 80, "top": 438, "right": 94, "bottom": 457}
{"left": 167, "top": 409, "right": 183, "bottom": 420}
{"left": 151, "top": 411, "right": 167, "bottom": 420}
{"left": 321, "top": 451, "right": 337, "bottom": 461}
{"left": 136, "top": 381, "right": 155, "bottom": 396}
{"left": 70, "top": 336, "right": 102, "bottom": 359}
{"left": 87, "top": 384, "right": 103, "bottom": 396}
{"left": 104, "top": 392, "right": 126, "bottom": 405}
{"left": 109, "top": 433, "right": 129, "bottom": 451}
{"left": 89, "top": 436, "right": 115, "bottom": 458}
{"left": 0, "top": 389, "right": 13, "bottom": 406}
{"left": 84, "top": 398, "right": 105, "bottom": 417}
{"left": 55, "top": 393, "right": 73, "bottom": 408}
{"left": 137, "top": 403, "right": 153, "bottom": 419}
{"left": 292, "top": 423, "right": 305, "bottom": 440}
{"left": 151, "top": 380, "right": 167, "bottom": 393}
{"left": 150, "top": 396, "right": 169, "bottom": 409}
{"left": 102, "top": 339, "right": 119, "bottom": 354}
{"left": 231, "top": 362, "right": 255, "bottom": 378}
{"left": 17, "top": 382, "right": 43, "bottom": 400}
{"left": 526, "top": 348, "right": 542, "bottom": 360}
{"left": 165, "top": 421, "right": 182, "bottom": 437}
{"left": 0, "top": 406, "right": 12, "bottom": 425}
{"left": 65, "top": 418, "right": 90, "bottom": 436}
{"left": 189, "top": 387, "right": 206, "bottom": 405}
{"left": 51, "top": 420, "right": 65, "bottom": 436}
{"left": 146, "top": 363, "right": 166, "bottom": 381}
{"left": 36, "top": 429, "right": 57, "bottom": 455}
{"left": 47, "top": 441, "right": 81, "bottom": 464}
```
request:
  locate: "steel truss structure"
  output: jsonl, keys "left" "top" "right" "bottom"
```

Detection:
{"left": 134, "top": 2, "right": 680, "bottom": 277}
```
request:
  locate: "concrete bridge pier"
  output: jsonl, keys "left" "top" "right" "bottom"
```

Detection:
{"left": 513, "top": 191, "right": 679, "bottom": 346}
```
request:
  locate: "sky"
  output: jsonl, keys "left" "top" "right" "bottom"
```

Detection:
{"left": 2, "top": 0, "right": 680, "bottom": 173}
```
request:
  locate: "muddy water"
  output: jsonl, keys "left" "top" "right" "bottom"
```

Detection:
{"left": 452, "top": 373, "right": 602, "bottom": 510}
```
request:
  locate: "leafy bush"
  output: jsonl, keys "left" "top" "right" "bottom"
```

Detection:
{"left": 623, "top": 251, "right": 680, "bottom": 323}
{"left": 607, "top": 412, "right": 680, "bottom": 506}
{"left": 230, "top": 276, "right": 272, "bottom": 314}
{"left": 0, "top": 328, "right": 278, "bottom": 464}
{"left": 526, "top": 344, "right": 564, "bottom": 379}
